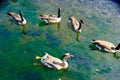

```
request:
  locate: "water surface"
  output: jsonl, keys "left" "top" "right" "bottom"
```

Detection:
{"left": 0, "top": 0, "right": 120, "bottom": 80}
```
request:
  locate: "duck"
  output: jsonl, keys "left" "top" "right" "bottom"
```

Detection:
{"left": 68, "top": 16, "right": 84, "bottom": 32}
{"left": 39, "top": 8, "right": 61, "bottom": 23}
{"left": 7, "top": 11, "right": 27, "bottom": 25}
{"left": 35, "top": 52, "right": 71, "bottom": 70}
{"left": 91, "top": 39, "right": 120, "bottom": 53}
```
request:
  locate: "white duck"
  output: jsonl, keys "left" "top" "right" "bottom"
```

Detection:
{"left": 39, "top": 8, "right": 61, "bottom": 23}
{"left": 91, "top": 39, "right": 120, "bottom": 53}
{"left": 7, "top": 11, "right": 27, "bottom": 25}
{"left": 35, "top": 52, "right": 71, "bottom": 70}
{"left": 68, "top": 16, "right": 84, "bottom": 32}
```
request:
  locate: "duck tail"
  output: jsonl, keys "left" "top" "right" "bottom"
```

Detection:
{"left": 115, "top": 43, "right": 120, "bottom": 50}
{"left": 45, "top": 52, "right": 49, "bottom": 55}
{"left": 91, "top": 39, "right": 96, "bottom": 42}
{"left": 7, "top": 11, "right": 12, "bottom": 16}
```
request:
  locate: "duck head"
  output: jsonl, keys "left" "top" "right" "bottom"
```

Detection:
{"left": 7, "top": 11, "right": 12, "bottom": 16}
{"left": 79, "top": 20, "right": 84, "bottom": 24}
{"left": 115, "top": 43, "right": 120, "bottom": 50}
{"left": 62, "top": 53, "right": 71, "bottom": 60}
{"left": 19, "top": 11, "right": 24, "bottom": 16}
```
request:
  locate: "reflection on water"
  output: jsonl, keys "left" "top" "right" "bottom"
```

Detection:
{"left": 57, "top": 22, "right": 61, "bottom": 31}
{"left": 76, "top": 32, "right": 80, "bottom": 42}
{"left": 21, "top": 25, "right": 27, "bottom": 35}
{"left": 113, "top": 53, "right": 120, "bottom": 59}
{"left": 17, "top": 69, "right": 43, "bottom": 80}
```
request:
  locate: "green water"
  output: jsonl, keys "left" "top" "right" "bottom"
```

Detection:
{"left": 0, "top": 0, "right": 120, "bottom": 80}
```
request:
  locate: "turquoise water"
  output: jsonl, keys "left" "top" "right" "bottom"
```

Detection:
{"left": 0, "top": 0, "right": 120, "bottom": 80}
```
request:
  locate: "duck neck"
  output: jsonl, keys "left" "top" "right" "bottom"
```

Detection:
{"left": 78, "top": 22, "right": 82, "bottom": 30}
{"left": 57, "top": 8, "right": 61, "bottom": 18}
{"left": 115, "top": 43, "right": 120, "bottom": 50}
{"left": 19, "top": 11, "right": 24, "bottom": 21}
{"left": 62, "top": 59, "right": 67, "bottom": 67}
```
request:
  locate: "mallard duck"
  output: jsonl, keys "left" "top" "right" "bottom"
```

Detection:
{"left": 68, "top": 16, "right": 84, "bottom": 32}
{"left": 7, "top": 11, "right": 26, "bottom": 25}
{"left": 39, "top": 8, "right": 61, "bottom": 23}
{"left": 91, "top": 39, "right": 120, "bottom": 53}
{"left": 36, "top": 52, "right": 71, "bottom": 70}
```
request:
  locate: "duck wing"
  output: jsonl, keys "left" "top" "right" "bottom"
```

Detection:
{"left": 7, "top": 12, "right": 21, "bottom": 21}
{"left": 41, "top": 53, "right": 63, "bottom": 69}
{"left": 40, "top": 14, "right": 57, "bottom": 19}
{"left": 92, "top": 40, "right": 115, "bottom": 50}
{"left": 71, "top": 19, "right": 79, "bottom": 30}
{"left": 40, "top": 14, "right": 59, "bottom": 23}
{"left": 43, "top": 54, "right": 63, "bottom": 64}
{"left": 74, "top": 20, "right": 79, "bottom": 30}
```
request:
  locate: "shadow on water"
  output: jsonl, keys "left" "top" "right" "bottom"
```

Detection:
{"left": 17, "top": 69, "right": 43, "bottom": 80}
{"left": 89, "top": 44, "right": 109, "bottom": 53}
{"left": 33, "top": 61, "right": 60, "bottom": 72}
{"left": 39, "top": 21, "right": 48, "bottom": 26}
{"left": 89, "top": 44, "right": 99, "bottom": 50}
{"left": 46, "top": 32, "right": 61, "bottom": 46}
